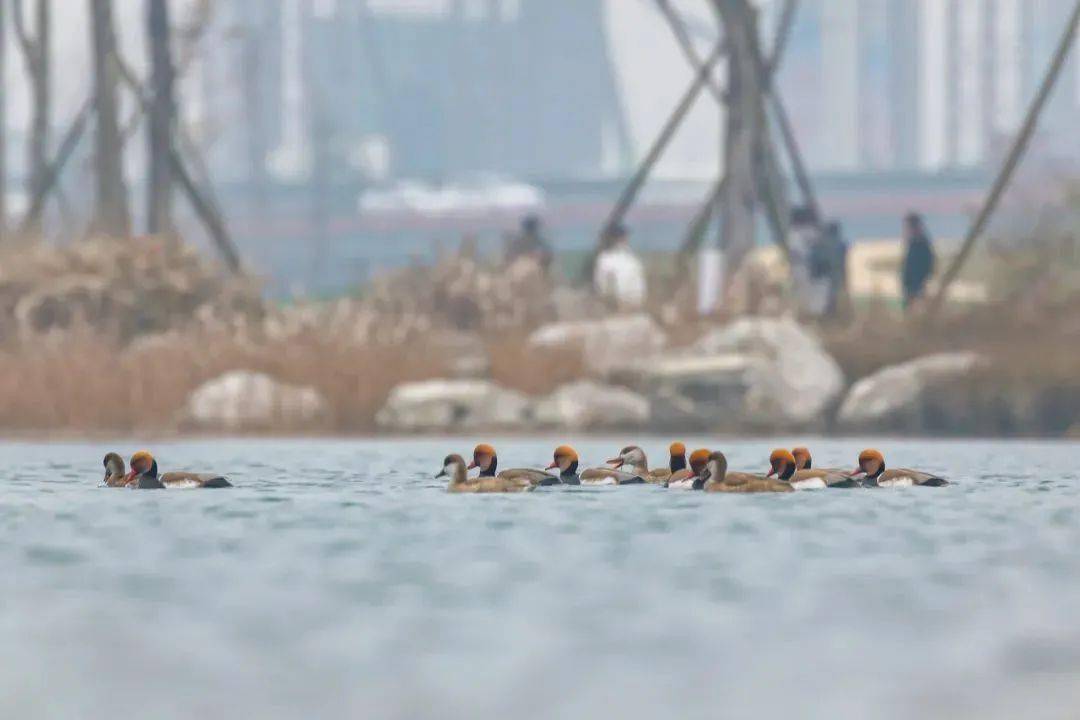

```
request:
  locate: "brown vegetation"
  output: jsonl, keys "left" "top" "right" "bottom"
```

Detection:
{"left": 0, "top": 331, "right": 445, "bottom": 434}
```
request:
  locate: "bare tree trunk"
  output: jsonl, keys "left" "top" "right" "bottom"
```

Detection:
{"left": 0, "top": 1, "right": 7, "bottom": 240}
{"left": 146, "top": 0, "right": 176, "bottom": 235}
{"left": 12, "top": 0, "right": 50, "bottom": 238}
{"left": 713, "top": 0, "right": 766, "bottom": 283}
{"left": 89, "top": 0, "right": 130, "bottom": 238}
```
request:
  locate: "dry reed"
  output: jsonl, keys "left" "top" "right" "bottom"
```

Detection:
{"left": 0, "top": 331, "right": 446, "bottom": 434}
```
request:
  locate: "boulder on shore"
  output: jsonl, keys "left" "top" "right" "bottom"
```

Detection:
{"left": 614, "top": 316, "right": 844, "bottom": 430}
{"left": 533, "top": 381, "right": 650, "bottom": 430}
{"left": 376, "top": 379, "right": 531, "bottom": 432}
{"left": 836, "top": 352, "right": 985, "bottom": 432}
{"left": 180, "top": 370, "right": 329, "bottom": 431}
{"left": 527, "top": 314, "right": 667, "bottom": 376}
{"left": 691, "top": 317, "right": 845, "bottom": 425}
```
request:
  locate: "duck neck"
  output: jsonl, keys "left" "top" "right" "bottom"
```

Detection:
{"left": 480, "top": 457, "right": 497, "bottom": 477}
{"left": 450, "top": 464, "right": 468, "bottom": 486}
{"left": 670, "top": 455, "right": 686, "bottom": 473}
{"left": 780, "top": 463, "right": 795, "bottom": 481}
{"left": 562, "top": 460, "right": 579, "bottom": 480}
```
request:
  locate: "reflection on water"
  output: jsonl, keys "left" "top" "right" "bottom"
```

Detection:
{"left": 2, "top": 438, "right": 1079, "bottom": 719}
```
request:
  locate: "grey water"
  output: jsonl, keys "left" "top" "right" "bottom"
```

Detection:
{"left": 2, "top": 437, "right": 1078, "bottom": 720}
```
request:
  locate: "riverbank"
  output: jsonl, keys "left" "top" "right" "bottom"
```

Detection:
{"left": 0, "top": 235, "right": 1075, "bottom": 438}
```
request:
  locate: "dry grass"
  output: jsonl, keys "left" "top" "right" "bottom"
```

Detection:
{"left": 0, "top": 331, "right": 446, "bottom": 434}
{"left": 486, "top": 333, "right": 585, "bottom": 395}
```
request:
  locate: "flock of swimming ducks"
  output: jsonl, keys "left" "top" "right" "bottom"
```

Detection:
{"left": 436, "top": 443, "right": 948, "bottom": 493}
{"left": 100, "top": 444, "right": 948, "bottom": 494}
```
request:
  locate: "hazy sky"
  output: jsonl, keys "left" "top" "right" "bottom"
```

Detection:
{"left": 4, "top": 0, "right": 729, "bottom": 178}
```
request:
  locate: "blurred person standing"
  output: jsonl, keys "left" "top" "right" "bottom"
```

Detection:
{"left": 788, "top": 206, "right": 829, "bottom": 318}
{"left": 821, "top": 221, "right": 849, "bottom": 317}
{"left": 901, "top": 212, "right": 936, "bottom": 310}
{"left": 593, "top": 223, "right": 646, "bottom": 310}
{"left": 506, "top": 214, "right": 553, "bottom": 275}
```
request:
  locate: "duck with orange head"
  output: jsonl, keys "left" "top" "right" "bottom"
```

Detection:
{"left": 767, "top": 449, "right": 861, "bottom": 489}
{"left": 852, "top": 449, "right": 948, "bottom": 487}
{"left": 648, "top": 442, "right": 688, "bottom": 484}
{"left": 121, "top": 451, "right": 232, "bottom": 489}
{"left": 666, "top": 448, "right": 712, "bottom": 490}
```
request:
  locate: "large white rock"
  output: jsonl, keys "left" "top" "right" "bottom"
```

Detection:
{"left": 527, "top": 314, "right": 667, "bottom": 375}
{"left": 182, "top": 371, "right": 329, "bottom": 431}
{"left": 533, "top": 381, "right": 650, "bottom": 430}
{"left": 837, "top": 352, "right": 985, "bottom": 430}
{"left": 690, "top": 317, "right": 845, "bottom": 425}
{"left": 376, "top": 379, "right": 531, "bottom": 431}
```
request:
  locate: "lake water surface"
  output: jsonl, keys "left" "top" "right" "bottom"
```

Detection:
{"left": 2, "top": 437, "right": 1079, "bottom": 719}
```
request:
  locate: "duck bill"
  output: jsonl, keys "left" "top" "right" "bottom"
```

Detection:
{"left": 435, "top": 469, "right": 447, "bottom": 478}
{"left": 606, "top": 457, "right": 625, "bottom": 468}
{"left": 851, "top": 468, "right": 866, "bottom": 477}
{"left": 545, "top": 461, "right": 558, "bottom": 470}
{"left": 766, "top": 468, "right": 777, "bottom": 478}
{"left": 467, "top": 461, "right": 478, "bottom": 470}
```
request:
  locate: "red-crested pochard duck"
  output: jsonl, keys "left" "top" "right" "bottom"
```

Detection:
{"left": 438, "top": 454, "right": 532, "bottom": 493}
{"left": 126, "top": 451, "right": 232, "bottom": 489}
{"left": 853, "top": 449, "right": 948, "bottom": 487}
{"left": 666, "top": 448, "right": 711, "bottom": 490}
{"left": 701, "top": 451, "right": 793, "bottom": 494}
{"left": 645, "top": 442, "right": 687, "bottom": 484}
{"left": 542, "top": 445, "right": 584, "bottom": 486}
{"left": 767, "top": 449, "right": 860, "bottom": 489}
{"left": 579, "top": 445, "right": 652, "bottom": 485}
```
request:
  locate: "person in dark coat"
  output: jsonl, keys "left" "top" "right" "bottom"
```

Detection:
{"left": 901, "top": 212, "right": 935, "bottom": 310}
{"left": 506, "top": 214, "right": 553, "bottom": 274}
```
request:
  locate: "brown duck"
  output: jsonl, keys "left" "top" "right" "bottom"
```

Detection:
{"left": 438, "top": 454, "right": 532, "bottom": 493}
{"left": 701, "top": 451, "right": 793, "bottom": 494}
{"left": 767, "top": 449, "right": 860, "bottom": 489}
{"left": 853, "top": 449, "right": 948, "bottom": 487}
{"left": 103, "top": 452, "right": 130, "bottom": 487}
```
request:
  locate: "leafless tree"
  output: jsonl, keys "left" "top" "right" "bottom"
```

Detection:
{"left": 11, "top": 0, "right": 50, "bottom": 238}
{"left": 147, "top": 0, "right": 176, "bottom": 235}
{"left": 89, "top": 0, "right": 130, "bottom": 238}
{"left": 0, "top": 1, "right": 7, "bottom": 239}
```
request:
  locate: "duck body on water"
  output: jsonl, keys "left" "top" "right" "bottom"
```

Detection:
{"left": 435, "top": 445, "right": 948, "bottom": 494}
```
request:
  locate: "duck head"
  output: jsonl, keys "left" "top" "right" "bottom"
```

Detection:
{"left": 686, "top": 448, "right": 711, "bottom": 489}
{"left": 767, "top": 449, "right": 798, "bottom": 480}
{"left": 668, "top": 442, "right": 687, "bottom": 472}
{"left": 545, "top": 445, "right": 579, "bottom": 476}
{"left": 792, "top": 447, "right": 812, "bottom": 470}
{"left": 687, "top": 449, "right": 711, "bottom": 477}
{"left": 126, "top": 450, "right": 158, "bottom": 483}
{"left": 607, "top": 445, "right": 647, "bottom": 472}
{"left": 436, "top": 454, "right": 469, "bottom": 485}
{"left": 103, "top": 452, "right": 125, "bottom": 483}
{"left": 700, "top": 451, "right": 729, "bottom": 486}
{"left": 853, "top": 449, "right": 885, "bottom": 479}
{"left": 468, "top": 444, "right": 498, "bottom": 476}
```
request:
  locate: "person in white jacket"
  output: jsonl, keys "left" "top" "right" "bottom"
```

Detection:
{"left": 592, "top": 223, "right": 646, "bottom": 310}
